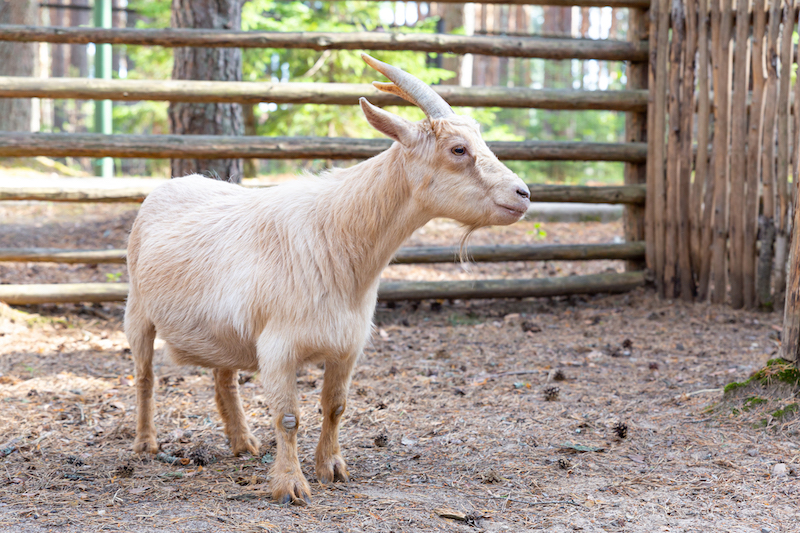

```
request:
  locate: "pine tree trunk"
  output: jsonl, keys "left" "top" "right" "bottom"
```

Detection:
{"left": 0, "top": 0, "right": 37, "bottom": 132}
{"left": 168, "top": 0, "right": 244, "bottom": 182}
{"left": 435, "top": 3, "right": 465, "bottom": 86}
{"left": 51, "top": 5, "right": 68, "bottom": 134}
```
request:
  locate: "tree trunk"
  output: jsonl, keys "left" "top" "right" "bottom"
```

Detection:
{"left": 168, "top": 0, "right": 244, "bottom": 182}
{"left": 0, "top": 0, "right": 36, "bottom": 132}
{"left": 435, "top": 3, "right": 465, "bottom": 86}
{"left": 51, "top": 4, "right": 69, "bottom": 134}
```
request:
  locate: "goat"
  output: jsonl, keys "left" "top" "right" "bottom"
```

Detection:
{"left": 124, "top": 53, "right": 531, "bottom": 504}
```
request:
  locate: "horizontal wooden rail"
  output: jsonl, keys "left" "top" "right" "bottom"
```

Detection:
{"left": 0, "top": 242, "right": 644, "bottom": 265}
{"left": 0, "top": 271, "right": 646, "bottom": 304}
{"left": 378, "top": 271, "right": 646, "bottom": 301}
{"left": 0, "top": 133, "right": 647, "bottom": 162}
{"left": 0, "top": 248, "right": 125, "bottom": 263}
{"left": 0, "top": 26, "right": 648, "bottom": 62}
{"left": 0, "top": 183, "right": 646, "bottom": 204}
{"left": 0, "top": 77, "right": 648, "bottom": 112}
{"left": 0, "top": 283, "right": 131, "bottom": 304}
{"left": 392, "top": 242, "right": 645, "bottom": 263}
{"left": 0, "top": 185, "right": 154, "bottom": 203}
{"left": 528, "top": 183, "right": 645, "bottom": 204}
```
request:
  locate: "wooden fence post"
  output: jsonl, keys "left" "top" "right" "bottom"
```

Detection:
{"left": 710, "top": 0, "right": 732, "bottom": 305}
{"left": 780, "top": 181, "right": 800, "bottom": 365}
{"left": 728, "top": 0, "right": 750, "bottom": 309}
{"left": 648, "top": 0, "right": 670, "bottom": 297}
{"left": 744, "top": 0, "right": 767, "bottom": 310}
{"left": 773, "top": 3, "right": 797, "bottom": 311}
{"left": 664, "top": 0, "right": 684, "bottom": 298}
{"left": 757, "top": 0, "right": 782, "bottom": 310}
{"left": 623, "top": 6, "right": 648, "bottom": 273}
{"left": 695, "top": 0, "right": 713, "bottom": 301}
{"left": 677, "top": 0, "right": 696, "bottom": 302}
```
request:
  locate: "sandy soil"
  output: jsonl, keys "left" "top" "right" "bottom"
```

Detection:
{"left": 1, "top": 200, "right": 799, "bottom": 533}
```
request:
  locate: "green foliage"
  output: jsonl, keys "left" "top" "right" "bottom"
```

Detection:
{"left": 527, "top": 223, "right": 547, "bottom": 239}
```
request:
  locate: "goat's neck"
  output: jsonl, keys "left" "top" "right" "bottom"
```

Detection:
{"left": 320, "top": 145, "right": 429, "bottom": 296}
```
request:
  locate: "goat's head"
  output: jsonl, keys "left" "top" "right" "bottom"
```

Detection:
{"left": 359, "top": 53, "right": 530, "bottom": 228}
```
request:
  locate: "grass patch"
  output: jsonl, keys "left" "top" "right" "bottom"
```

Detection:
{"left": 723, "top": 359, "right": 800, "bottom": 398}
{"left": 743, "top": 396, "right": 768, "bottom": 411}
{"left": 771, "top": 403, "right": 799, "bottom": 420}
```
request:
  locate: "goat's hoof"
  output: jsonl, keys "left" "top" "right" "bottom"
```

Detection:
{"left": 230, "top": 433, "right": 261, "bottom": 456}
{"left": 270, "top": 473, "right": 312, "bottom": 506}
{"left": 316, "top": 454, "right": 350, "bottom": 484}
{"left": 132, "top": 437, "right": 158, "bottom": 454}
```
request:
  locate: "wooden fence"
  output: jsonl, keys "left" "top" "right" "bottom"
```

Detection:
{"left": 647, "top": 0, "right": 800, "bottom": 312}
{"left": 0, "top": 0, "right": 649, "bottom": 304}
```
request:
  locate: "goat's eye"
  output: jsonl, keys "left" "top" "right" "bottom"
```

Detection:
{"left": 452, "top": 146, "right": 467, "bottom": 156}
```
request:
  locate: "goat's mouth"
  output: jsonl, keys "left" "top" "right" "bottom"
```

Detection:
{"left": 496, "top": 203, "right": 527, "bottom": 218}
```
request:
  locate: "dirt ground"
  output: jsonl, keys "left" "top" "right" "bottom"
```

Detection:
{"left": 1, "top": 198, "right": 799, "bottom": 532}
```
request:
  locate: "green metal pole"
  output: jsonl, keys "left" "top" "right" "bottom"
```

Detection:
{"left": 93, "top": 0, "right": 113, "bottom": 177}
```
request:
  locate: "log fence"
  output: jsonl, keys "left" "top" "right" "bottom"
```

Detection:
{"left": 0, "top": 1, "right": 651, "bottom": 304}
{"left": 647, "top": 0, "right": 800, "bottom": 314}
{"left": 8, "top": 1, "right": 800, "bottom": 367}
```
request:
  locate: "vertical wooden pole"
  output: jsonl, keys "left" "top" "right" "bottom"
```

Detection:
{"left": 710, "top": 0, "right": 732, "bottom": 305}
{"left": 650, "top": 0, "right": 670, "bottom": 297}
{"left": 728, "top": 0, "right": 751, "bottom": 309}
{"left": 774, "top": 3, "right": 797, "bottom": 311}
{"left": 677, "top": 0, "right": 696, "bottom": 301}
{"left": 744, "top": 0, "right": 767, "bottom": 310}
{"left": 695, "top": 0, "right": 714, "bottom": 301}
{"left": 758, "top": 0, "right": 782, "bottom": 310}
{"left": 646, "top": 0, "right": 659, "bottom": 276}
{"left": 780, "top": 178, "right": 800, "bottom": 365}
{"left": 664, "top": 0, "right": 684, "bottom": 298}
{"left": 624, "top": 6, "right": 648, "bottom": 273}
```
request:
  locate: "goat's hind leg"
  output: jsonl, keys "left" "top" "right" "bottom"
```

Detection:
{"left": 124, "top": 297, "right": 158, "bottom": 454}
{"left": 315, "top": 357, "right": 356, "bottom": 484}
{"left": 213, "top": 369, "right": 260, "bottom": 456}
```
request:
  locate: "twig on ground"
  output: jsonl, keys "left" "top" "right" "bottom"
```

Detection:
{"left": 685, "top": 388, "right": 722, "bottom": 397}
{"left": 479, "top": 370, "right": 543, "bottom": 381}
{"left": 471, "top": 494, "right": 582, "bottom": 507}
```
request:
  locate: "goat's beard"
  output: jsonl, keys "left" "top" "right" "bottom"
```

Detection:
{"left": 458, "top": 224, "right": 480, "bottom": 268}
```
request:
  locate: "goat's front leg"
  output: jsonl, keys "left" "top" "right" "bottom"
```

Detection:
{"left": 259, "top": 336, "right": 311, "bottom": 505}
{"left": 315, "top": 356, "right": 356, "bottom": 484}
{"left": 213, "top": 369, "right": 260, "bottom": 456}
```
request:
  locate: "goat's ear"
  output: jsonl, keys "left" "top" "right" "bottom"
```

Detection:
{"left": 360, "top": 98, "right": 415, "bottom": 146}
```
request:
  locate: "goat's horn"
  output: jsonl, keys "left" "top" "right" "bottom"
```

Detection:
{"left": 362, "top": 53, "right": 454, "bottom": 119}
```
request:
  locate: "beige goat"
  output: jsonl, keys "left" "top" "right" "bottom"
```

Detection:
{"left": 124, "top": 54, "right": 530, "bottom": 504}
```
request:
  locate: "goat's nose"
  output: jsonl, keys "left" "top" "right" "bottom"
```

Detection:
{"left": 516, "top": 186, "right": 530, "bottom": 200}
